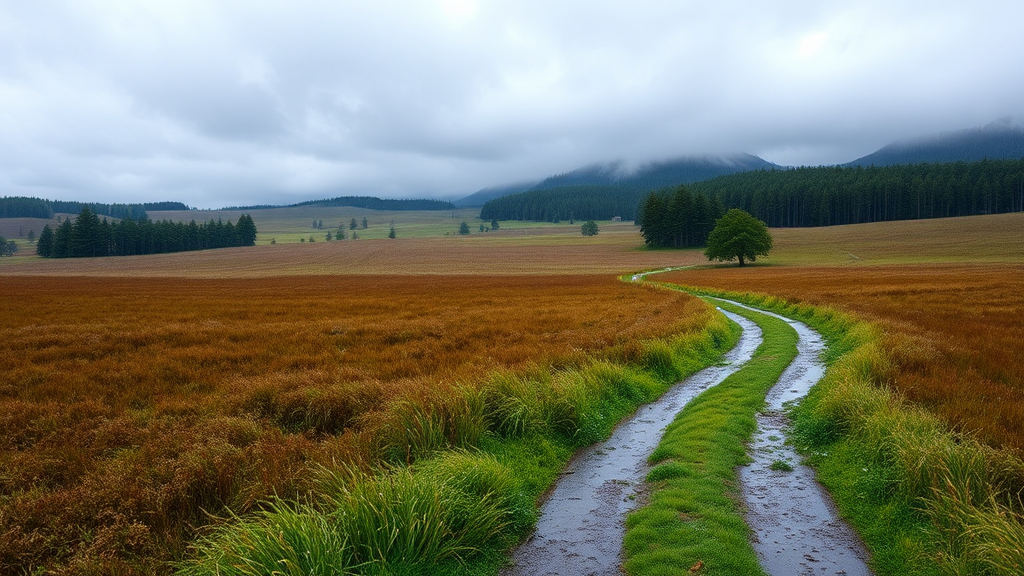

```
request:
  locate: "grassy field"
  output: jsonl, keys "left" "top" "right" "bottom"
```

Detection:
{"left": 0, "top": 274, "right": 721, "bottom": 574}
{"left": 659, "top": 264, "right": 1024, "bottom": 451}
{"left": 2, "top": 209, "right": 1022, "bottom": 574}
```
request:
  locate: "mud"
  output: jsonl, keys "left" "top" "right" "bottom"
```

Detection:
{"left": 501, "top": 310, "right": 762, "bottom": 576}
{"left": 723, "top": 300, "right": 875, "bottom": 576}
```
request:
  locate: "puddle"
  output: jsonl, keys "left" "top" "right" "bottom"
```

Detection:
{"left": 502, "top": 309, "right": 762, "bottom": 576}
{"left": 722, "top": 300, "right": 875, "bottom": 576}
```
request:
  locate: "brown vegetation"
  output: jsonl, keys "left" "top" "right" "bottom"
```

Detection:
{"left": 0, "top": 224, "right": 709, "bottom": 277}
{"left": 0, "top": 274, "right": 712, "bottom": 574}
{"left": 661, "top": 263, "right": 1024, "bottom": 451}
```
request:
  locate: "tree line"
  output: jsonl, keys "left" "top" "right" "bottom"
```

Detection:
{"left": 0, "top": 196, "right": 196, "bottom": 220}
{"left": 688, "top": 159, "right": 1024, "bottom": 227}
{"left": 35, "top": 207, "right": 257, "bottom": 258}
{"left": 637, "top": 186, "right": 725, "bottom": 248}
{"left": 227, "top": 196, "right": 456, "bottom": 211}
{"left": 480, "top": 185, "right": 644, "bottom": 222}
{"left": 479, "top": 158, "right": 1024, "bottom": 228}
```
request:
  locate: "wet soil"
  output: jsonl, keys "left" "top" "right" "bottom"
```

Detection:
{"left": 724, "top": 300, "right": 875, "bottom": 576}
{"left": 502, "top": 309, "right": 762, "bottom": 576}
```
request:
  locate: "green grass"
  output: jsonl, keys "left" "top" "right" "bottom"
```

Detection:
{"left": 178, "top": 299, "right": 740, "bottom": 576}
{"left": 143, "top": 205, "right": 643, "bottom": 244}
{"left": 623, "top": 300, "right": 799, "bottom": 576}
{"left": 660, "top": 283, "right": 1024, "bottom": 576}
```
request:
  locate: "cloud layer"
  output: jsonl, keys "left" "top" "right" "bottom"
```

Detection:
{"left": 2, "top": 0, "right": 1023, "bottom": 208}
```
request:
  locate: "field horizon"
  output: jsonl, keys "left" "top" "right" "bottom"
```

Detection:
{"left": 2, "top": 211, "right": 1020, "bottom": 278}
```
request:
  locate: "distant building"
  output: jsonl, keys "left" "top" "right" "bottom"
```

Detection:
{"left": 612, "top": 216, "right": 622, "bottom": 222}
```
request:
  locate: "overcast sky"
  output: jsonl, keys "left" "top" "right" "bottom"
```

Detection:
{"left": 2, "top": 1, "right": 1023, "bottom": 209}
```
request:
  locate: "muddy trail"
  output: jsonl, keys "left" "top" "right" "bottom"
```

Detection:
{"left": 502, "top": 299, "right": 874, "bottom": 576}
{"left": 723, "top": 300, "right": 874, "bottom": 576}
{"left": 501, "top": 309, "right": 762, "bottom": 576}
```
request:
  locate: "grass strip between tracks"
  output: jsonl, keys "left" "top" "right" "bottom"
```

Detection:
{"left": 651, "top": 281, "right": 1024, "bottom": 576}
{"left": 624, "top": 298, "right": 798, "bottom": 576}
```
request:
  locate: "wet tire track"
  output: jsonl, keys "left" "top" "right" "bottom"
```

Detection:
{"left": 720, "top": 299, "right": 874, "bottom": 576}
{"left": 501, "top": 309, "right": 762, "bottom": 576}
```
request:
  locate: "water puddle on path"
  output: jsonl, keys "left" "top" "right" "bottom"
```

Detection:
{"left": 502, "top": 310, "right": 761, "bottom": 576}
{"left": 722, "top": 300, "right": 875, "bottom": 576}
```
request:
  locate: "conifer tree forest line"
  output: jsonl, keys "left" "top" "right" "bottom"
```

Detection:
{"left": 34, "top": 207, "right": 257, "bottom": 258}
{"left": 481, "top": 159, "right": 1024, "bottom": 237}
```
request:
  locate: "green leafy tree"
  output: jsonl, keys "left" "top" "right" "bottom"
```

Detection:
{"left": 704, "top": 209, "right": 773, "bottom": 266}
{"left": 326, "top": 231, "right": 333, "bottom": 241}
{"left": 5, "top": 240, "right": 17, "bottom": 256}
{"left": 36, "top": 225, "right": 54, "bottom": 257}
{"left": 459, "top": 222, "right": 471, "bottom": 235}
{"left": 0, "top": 234, "right": 7, "bottom": 256}
{"left": 490, "top": 219, "right": 499, "bottom": 230}
{"left": 27, "top": 229, "right": 35, "bottom": 243}
{"left": 361, "top": 217, "right": 368, "bottom": 229}
{"left": 388, "top": 226, "right": 396, "bottom": 239}
{"left": 581, "top": 220, "right": 599, "bottom": 236}
{"left": 336, "top": 228, "right": 346, "bottom": 240}
{"left": 350, "top": 218, "right": 358, "bottom": 230}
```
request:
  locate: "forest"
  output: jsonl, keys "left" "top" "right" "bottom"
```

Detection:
{"left": 35, "top": 207, "right": 257, "bottom": 258}
{"left": 480, "top": 159, "right": 1024, "bottom": 226}
{"left": 0, "top": 197, "right": 192, "bottom": 220}
{"left": 228, "top": 196, "right": 456, "bottom": 211}
{"left": 636, "top": 186, "right": 724, "bottom": 248}
{"left": 479, "top": 185, "right": 642, "bottom": 222}
{"left": 689, "top": 158, "right": 1024, "bottom": 227}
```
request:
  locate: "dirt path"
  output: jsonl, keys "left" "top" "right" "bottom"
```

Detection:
{"left": 501, "top": 309, "right": 762, "bottom": 576}
{"left": 503, "top": 293, "right": 875, "bottom": 576}
{"left": 721, "top": 299, "right": 875, "bottom": 576}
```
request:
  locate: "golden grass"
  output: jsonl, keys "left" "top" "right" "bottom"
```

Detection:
{"left": 0, "top": 274, "right": 713, "bottom": 574}
{"left": 1, "top": 223, "right": 708, "bottom": 277}
{"left": 660, "top": 263, "right": 1024, "bottom": 451}
{"left": 767, "top": 212, "right": 1024, "bottom": 265}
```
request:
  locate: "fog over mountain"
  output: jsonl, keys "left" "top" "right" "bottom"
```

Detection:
{"left": 846, "top": 117, "right": 1024, "bottom": 167}
{"left": 2, "top": 1, "right": 1023, "bottom": 209}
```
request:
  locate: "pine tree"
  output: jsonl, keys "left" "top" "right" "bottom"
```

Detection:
{"left": 36, "top": 225, "right": 54, "bottom": 257}
{"left": 236, "top": 214, "right": 258, "bottom": 246}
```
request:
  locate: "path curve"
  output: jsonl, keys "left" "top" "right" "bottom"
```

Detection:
{"left": 720, "top": 299, "right": 874, "bottom": 576}
{"left": 501, "top": 309, "right": 762, "bottom": 576}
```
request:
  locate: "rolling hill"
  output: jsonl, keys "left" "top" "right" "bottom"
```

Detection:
{"left": 459, "top": 153, "right": 779, "bottom": 207}
{"left": 846, "top": 117, "right": 1024, "bottom": 167}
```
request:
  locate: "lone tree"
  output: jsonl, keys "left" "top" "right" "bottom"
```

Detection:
{"left": 581, "top": 220, "right": 599, "bottom": 236}
{"left": 703, "top": 209, "right": 772, "bottom": 266}
{"left": 458, "top": 221, "right": 471, "bottom": 235}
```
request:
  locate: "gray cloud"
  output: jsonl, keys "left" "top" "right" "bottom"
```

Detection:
{"left": 1, "top": 0, "right": 1022, "bottom": 208}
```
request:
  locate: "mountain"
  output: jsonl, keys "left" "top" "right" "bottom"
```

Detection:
{"left": 846, "top": 118, "right": 1024, "bottom": 167}
{"left": 477, "top": 153, "right": 781, "bottom": 222}
{"left": 533, "top": 153, "right": 780, "bottom": 192}
{"left": 453, "top": 181, "right": 540, "bottom": 207}
{"left": 458, "top": 153, "right": 779, "bottom": 207}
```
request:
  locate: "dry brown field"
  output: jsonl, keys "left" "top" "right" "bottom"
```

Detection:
{"left": 660, "top": 263, "right": 1024, "bottom": 452}
{"left": 0, "top": 222, "right": 708, "bottom": 277}
{"left": 0, "top": 274, "right": 712, "bottom": 574}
